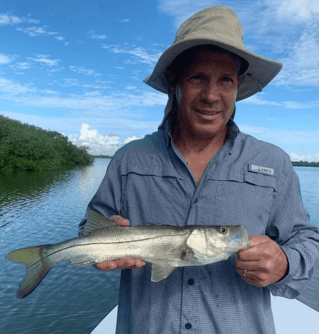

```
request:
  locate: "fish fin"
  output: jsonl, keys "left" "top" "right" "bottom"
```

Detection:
{"left": 67, "top": 255, "right": 97, "bottom": 267}
{"left": 5, "top": 246, "right": 52, "bottom": 299}
{"left": 151, "top": 262, "right": 176, "bottom": 282}
{"left": 83, "top": 210, "right": 117, "bottom": 235}
{"left": 67, "top": 260, "right": 97, "bottom": 267}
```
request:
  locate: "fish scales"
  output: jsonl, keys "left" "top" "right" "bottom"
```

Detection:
{"left": 5, "top": 210, "right": 251, "bottom": 298}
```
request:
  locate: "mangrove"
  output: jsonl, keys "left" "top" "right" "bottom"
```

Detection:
{"left": 0, "top": 115, "right": 94, "bottom": 174}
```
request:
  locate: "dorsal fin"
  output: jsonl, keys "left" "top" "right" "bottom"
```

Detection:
{"left": 82, "top": 210, "right": 117, "bottom": 235}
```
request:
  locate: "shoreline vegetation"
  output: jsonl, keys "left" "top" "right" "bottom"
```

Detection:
{"left": 0, "top": 115, "right": 94, "bottom": 174}
{"left": 292, "top": 161, "right": 319, "bottom": 167}
{"left": 1, "top": 115, "right": 318, "bottom": 173}
{"left": 92, "top": 155, "right": 113, "bottom": 159}
{"left": 90, "top": 159, "right": 319, "bottom": 166}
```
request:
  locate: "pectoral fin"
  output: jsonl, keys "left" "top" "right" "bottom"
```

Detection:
{"left": 151, "top": 263, "right": 176, "bottom": 282}
{"left": 67, "top": 254, "right": 97, "bottom": 267}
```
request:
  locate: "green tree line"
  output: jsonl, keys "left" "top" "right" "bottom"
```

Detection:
{"left": 292, "top": 161, "right": 319, "bottom": 167}
{"left": 0, "top": 115, "right": 94, "bottom": 173}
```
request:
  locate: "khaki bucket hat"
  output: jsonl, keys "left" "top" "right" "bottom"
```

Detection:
{"left": 143, "top": 6, "right": 282, "bottom": 102}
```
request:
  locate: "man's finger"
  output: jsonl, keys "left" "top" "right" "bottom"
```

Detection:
{"left": 109, "top": 215, "right": 130, "bottom": 227}
{"left": 94, "top": 260, "right": 117, "bottom": 271}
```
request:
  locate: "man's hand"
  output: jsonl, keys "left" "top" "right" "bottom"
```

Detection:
{"left": 235, "top": 235, "right": 289, "bottom": 287}
{"left": 94, "top": 215, "right": 146, "bottom": 271}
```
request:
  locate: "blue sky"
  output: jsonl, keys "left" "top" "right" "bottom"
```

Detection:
{"left": 1, "top": 0, "right": 319, "bottom": 160}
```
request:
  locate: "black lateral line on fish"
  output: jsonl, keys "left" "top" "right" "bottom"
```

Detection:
{"left": 43, "top": 234, "right": 186, "bottom": 260}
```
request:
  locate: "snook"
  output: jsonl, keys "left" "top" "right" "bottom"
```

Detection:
{"left": 5, "top": 210, "right": 251, "bottom": 298}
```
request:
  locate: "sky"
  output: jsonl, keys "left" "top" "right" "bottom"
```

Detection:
{"left": 0, "top": 0, "right": 319, "bottom": 161}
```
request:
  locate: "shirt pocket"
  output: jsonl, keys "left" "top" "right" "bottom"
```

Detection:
{"left": 120, "top": 164, "right": 191, "bottom": 226}
{"left": 213, "top": 171, "right": 277, "bottom": 234}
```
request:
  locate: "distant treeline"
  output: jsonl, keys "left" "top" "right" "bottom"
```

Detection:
{"left": 93, "top": 154, "right": 113, "bottom": 159}
{"left": 292, "top": 161, "right": 319, "bottom": 167}
{"left": 0, "top": 115, "right": 94, "bottom": 174}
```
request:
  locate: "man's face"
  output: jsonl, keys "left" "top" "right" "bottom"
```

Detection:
{"left": 173, "top": 50, "right": 240, "bottom": 141}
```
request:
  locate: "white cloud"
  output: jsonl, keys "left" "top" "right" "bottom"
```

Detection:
{"left": 69, "top": 123, "right": 140, "bottom": 155}
{"left": 239, "top": 124, "right": 319, "bottom": 147}
{"left": 41, "top": 89, "right": 58, "bottom": 95}
{"left": 289, "top": 152, "right": 314, "bottom": 162}
{"left": 88, "top": 30, "right": 107, "bottom": 39}
{"left": 0, "top": 13, "right": 40, "bottom": 26}
{"left": 266, "top": 0, "right": 319, "bottom": 22}
{"left": 242, "top": 94, "right": 282, "bottom": 107}
{"left": 15, "top": 24, "right": 68, "bottom": 43}
{"left": 60, "top": 78, "right": 110, "bottom": 89}
{"left": 0, "top": 13, "right": 23, "bottom": 25}
{"left": 55, "top": 35, "right": 66, "bottom": 41}
{"left": 0, "top": 78, "right": 167, "bottom": 113}
{"left": 28, "top": 54, "right": 60, "bottom": 67}
{"left": 16, "top": 26, "right": 58, "bottom": 37}
{"left": 12, "top": 62, "right": 31, "bottom": 70}
{"left": 126, "top": 85, "right": 137, "bottom": 90}
{"left": 0, "top": 78, "right": 36, "bottom": 95}
{"left": 69, "top": 65, "right": 101, "bottom": 77}
{"left": 0, "top": 53, "right": 15, "bottom": 65}
{"left": 241, "top": 93, "right": 319, "bottom": 109}
{"left": 0, "top": 110, "right": 159, "bottom": 141}
{"left": 102, "top": 44, "right": 162, "bottom": 65}
{"left": 158, "top": 0, "right": 216, "bottom": 28}
{"left": 27, "top": 18, "right": 40, "bottom": 24}
{"left": 121, "top": 19, "right": 130, "bottom": 23}
{"left": 273, "top": 19, "right": 319, "bottom": 86}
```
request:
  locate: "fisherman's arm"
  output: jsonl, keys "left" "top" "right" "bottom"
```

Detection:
{"left": 236, "top": 156, "right": 319, "bottom": 297}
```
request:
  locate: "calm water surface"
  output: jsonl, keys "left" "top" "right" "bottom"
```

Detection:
{"left": 1, "top": 160, "right": 318, "bottom": 334}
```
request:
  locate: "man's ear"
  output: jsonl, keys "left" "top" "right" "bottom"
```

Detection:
{"left": 164, "top": 68, "right": 177, "bottom": 95}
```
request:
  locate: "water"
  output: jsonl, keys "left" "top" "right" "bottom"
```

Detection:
{"left": 1, "top": 160, "right": 318, "bottom": 334}
{"left": 1, "top": 158, "right": 120, "bottom": 334}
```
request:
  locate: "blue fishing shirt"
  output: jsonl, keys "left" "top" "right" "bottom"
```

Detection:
{"left": 79, "top": 119, "right": 319, "bottom": 334}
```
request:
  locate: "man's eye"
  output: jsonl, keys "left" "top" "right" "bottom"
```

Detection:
{"left": 222, "top": 77, "right": 233, "bottom": 82}
{"left": 190, "top": 75, "right": 203, "bottom": 80}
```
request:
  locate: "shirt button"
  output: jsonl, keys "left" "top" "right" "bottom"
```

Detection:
{"left": 188, "top": 278, "right": 194, "bottom": 285}
{"left": 193, "top": 198, "right": 198, "bottom": 204}
{"left": 185, "top": 323, "right": 192, "bottom": 329}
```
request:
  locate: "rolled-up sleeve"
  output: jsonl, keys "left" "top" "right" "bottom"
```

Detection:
{"left": 266, "top": 156, "right": 319, "bottom": 298}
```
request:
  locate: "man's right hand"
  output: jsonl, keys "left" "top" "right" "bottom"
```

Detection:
{"left": 93, "top": 215, "right": 146, "bottom": 271}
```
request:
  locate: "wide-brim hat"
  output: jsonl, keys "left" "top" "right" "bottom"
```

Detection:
{"left": 143, "top": 6, "right": 282, "bottom": 102}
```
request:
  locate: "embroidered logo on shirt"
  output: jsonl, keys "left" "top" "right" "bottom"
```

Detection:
{"left": 249, "top": 164, "right": 274, "bottom": 176}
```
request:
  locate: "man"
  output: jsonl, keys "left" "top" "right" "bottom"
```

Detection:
{"left": 79, "top": 6, "right": 319, "bottom": 333}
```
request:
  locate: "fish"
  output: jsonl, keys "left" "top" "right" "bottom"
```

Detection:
{"left": 5, "top": 210, "right": 251, "bottom": 299}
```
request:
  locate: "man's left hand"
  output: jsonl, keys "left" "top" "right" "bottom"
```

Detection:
{"left": 235, "top": 235, "right": 289, "bottom": 287}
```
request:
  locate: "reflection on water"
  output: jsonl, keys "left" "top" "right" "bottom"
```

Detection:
{"left": 0, "top": 158, "right": 121, "bottom": 334}
{"left": 0, "top": 162, "right": 318, "bottom": 334}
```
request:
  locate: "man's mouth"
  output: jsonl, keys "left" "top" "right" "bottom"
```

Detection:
{"left": 195, "top": 109, "right": 221, "bottom": 116}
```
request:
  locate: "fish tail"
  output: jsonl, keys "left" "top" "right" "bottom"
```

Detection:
{"left": 5, "top": 245, "right": 53, "bottom": 299}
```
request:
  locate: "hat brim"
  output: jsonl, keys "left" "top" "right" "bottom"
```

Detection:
{"left": 143, "top": 38, "right": 282, "bottom": 101}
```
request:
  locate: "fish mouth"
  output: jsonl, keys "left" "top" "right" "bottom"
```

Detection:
{"left": 195, "top": 109, "right": 221, "bottom": 116}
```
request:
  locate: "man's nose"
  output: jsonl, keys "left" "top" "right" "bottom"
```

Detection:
{"left": 200, "top": 80, "right": 220, "bottom": 103}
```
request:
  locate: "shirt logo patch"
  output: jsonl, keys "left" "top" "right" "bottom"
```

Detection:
{"left": 249, "top": 164, "right": 274, "bottom": 176}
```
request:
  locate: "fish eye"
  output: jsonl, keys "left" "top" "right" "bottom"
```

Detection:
{"left": 220, "top": 227, "right": 228, "bottom": 234}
